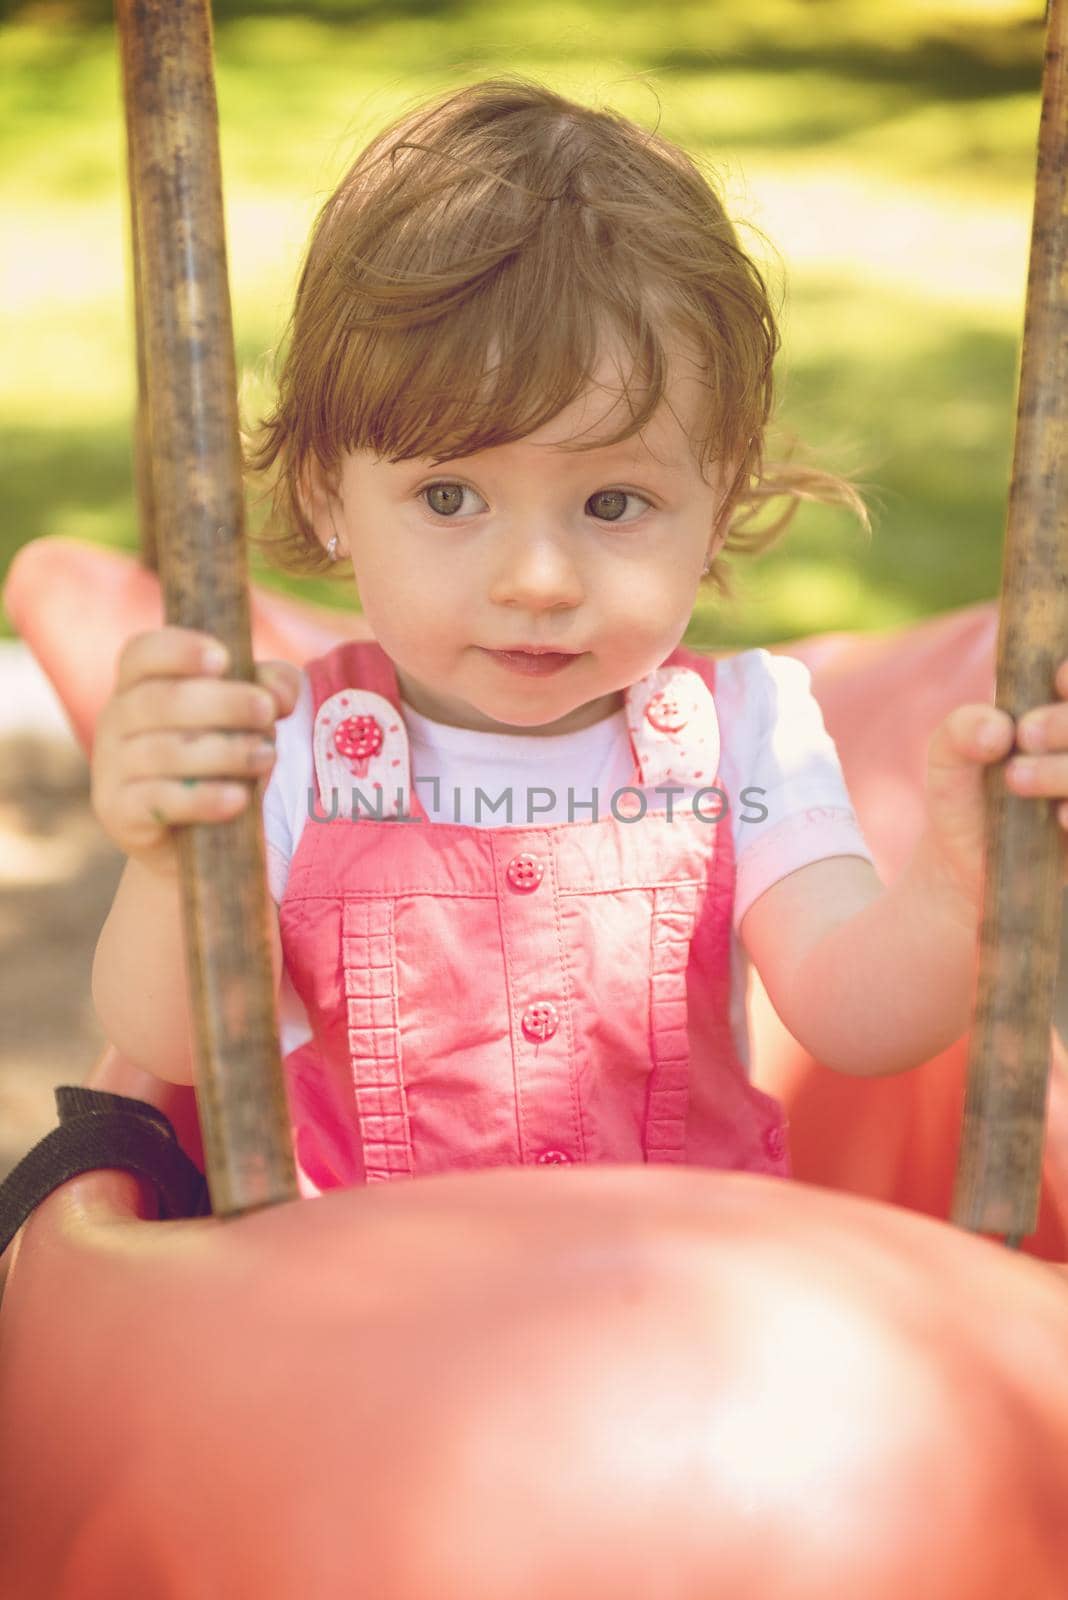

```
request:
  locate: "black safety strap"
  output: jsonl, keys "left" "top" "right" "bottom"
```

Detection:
{"left": 0, "top": 1086, "right": 211, "bottom": 1257}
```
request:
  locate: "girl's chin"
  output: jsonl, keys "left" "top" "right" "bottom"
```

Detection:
{"left": 396, "top": 658, "right": 625, "bottom": 734}
{"left": 423, "top": 686, "right": 603, "bottom": 737}
{"left": 447, "top": 698, "right": 587, "bottom": 736}
{"left": 396, "top": 682, "right": 564, "bottom": 733}
{"left": 477, "top": 689, "right": 623, "bottom": 737}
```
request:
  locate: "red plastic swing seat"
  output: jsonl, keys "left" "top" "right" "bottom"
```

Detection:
{"left": 1, "top": 535, "right": 1067, "bottom": 1600}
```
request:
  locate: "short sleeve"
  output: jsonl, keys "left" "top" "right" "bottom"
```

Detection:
{"left": 715, "top": 649, "right": 876, "bottom": 933}
{"left": 260, "top": 673, "right": 317, "bottom": 1058}
{"left": 262, "top": 669, "right": 314, "bottom": 905}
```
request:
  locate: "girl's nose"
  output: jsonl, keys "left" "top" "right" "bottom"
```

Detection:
{"left": 487, "top": 533, "right": 584, "bottom": 612}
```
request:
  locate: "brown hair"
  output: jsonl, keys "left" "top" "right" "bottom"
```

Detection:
{"left": 246, "top": 75, "right": 869, "bottom": 598}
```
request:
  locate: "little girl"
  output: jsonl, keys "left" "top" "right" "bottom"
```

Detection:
{"left": 90, "top": 78, "right": 1068, "bottom": 1192}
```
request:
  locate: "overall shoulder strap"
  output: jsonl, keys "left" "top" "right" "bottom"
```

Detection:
{"left": 304, "top": 640, "right": 419, "bottom": 822}
{"left": 624, "top": 645, "right": 720, "bottom": 791}
{"left": 664, "top": 641, "right": 718, "bottom": 694}
{"left": 304, "top": 639, "right": 403, "bottom": 714}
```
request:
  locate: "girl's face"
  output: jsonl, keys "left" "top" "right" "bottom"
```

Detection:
{"left": 312, "top": 346, "right": 732, "bottom": 735}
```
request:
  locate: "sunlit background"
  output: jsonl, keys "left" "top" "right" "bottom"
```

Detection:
{"left": 0, "top": 0, "right": 1047, "bottom": 648}
{"left": 0, "top": 0, "right": 1055, "bottom": 1178}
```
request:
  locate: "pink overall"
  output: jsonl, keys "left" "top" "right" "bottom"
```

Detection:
{"left": 278, "top": 641, "right": 790, "bottom": 1191}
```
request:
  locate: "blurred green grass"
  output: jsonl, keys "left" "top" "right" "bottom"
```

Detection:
{"left": 0, "top": 0, "right": 1046, "bottom": 649}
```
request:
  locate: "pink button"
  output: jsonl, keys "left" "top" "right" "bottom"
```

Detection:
{"left": 506, "top": 853, "right": 544, "bottom": 892}
{"left": 521, "top": 1001, "right": 559, "bottom": 1043}
{"left": 334, "top": 714, "right": 384, "bottom": 766}
{"left": 614, "top": 791, "right": 643, "bottom": 819}
{"left": 644, "top": 691, "right": 687, "bottom": 734}
{"left": 536, "top": 1149, "right": 572, "bottom": 1165}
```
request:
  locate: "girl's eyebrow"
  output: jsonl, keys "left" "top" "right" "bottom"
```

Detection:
{"left": 401, "top": 444, "right": 685, "bottom": 475}
{"left": 550, "top": 442, "right": 679, "bottom": 468}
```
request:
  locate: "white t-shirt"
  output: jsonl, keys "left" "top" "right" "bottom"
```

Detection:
{"left": 263, "top": 649, "right": 875, "bottom": 1070}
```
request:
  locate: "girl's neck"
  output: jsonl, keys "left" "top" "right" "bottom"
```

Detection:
{"left": 400, "top": 694, "right": 625, "bottom": 740}
{"left": 393, "top": 660, "right": 624, "bottom": 738}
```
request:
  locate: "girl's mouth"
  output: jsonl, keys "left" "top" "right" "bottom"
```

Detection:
{"left": 480, "top": 648, "right": 582, "bottom": 677}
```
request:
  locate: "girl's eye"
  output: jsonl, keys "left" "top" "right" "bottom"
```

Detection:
{"left": 586, "top": 489, "right": 650, "bottom": 523}
{"left": 418, "top": 483, "right": 651, "bottom": 522}
{"left": 420, "top": 482, "right": 484, "bottom": 517}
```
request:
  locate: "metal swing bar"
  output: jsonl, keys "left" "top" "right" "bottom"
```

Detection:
{"left": 116, "top": 0, "right": 297, "bottom": 1215}
{"left": 952, "top": 0, "right": 1068, "bottom": 1240}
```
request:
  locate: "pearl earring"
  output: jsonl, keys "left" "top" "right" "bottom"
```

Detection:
{"left": 326, "top": 533, "right": 339, "bottom": 562}
{"left": 701, "top": 554, "right": 712, "bottom": 577}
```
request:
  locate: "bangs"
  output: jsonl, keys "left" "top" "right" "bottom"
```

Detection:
{"left": 330, "top": 283, "right": 689, "bottom": 471}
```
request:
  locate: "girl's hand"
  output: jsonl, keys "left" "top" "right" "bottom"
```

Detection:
{"left": 924, "top": 659, "right": 1068, "bottom": 915}
{"left": 91, "top": 626, "right": 302, "bottom": 878}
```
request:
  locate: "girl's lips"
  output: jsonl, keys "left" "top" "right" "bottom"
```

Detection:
{"left": 481, "top": 648, "right": 582, "bottom": 677}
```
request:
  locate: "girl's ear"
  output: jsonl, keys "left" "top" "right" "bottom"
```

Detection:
{"left": 296, "top": 456, "right": 346, "bottom": 557}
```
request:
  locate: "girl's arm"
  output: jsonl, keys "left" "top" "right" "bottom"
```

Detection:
{"left": 740, "top": 840, "right": 979, "bottom": 1077}
{"left": 742, "top": 681, "right": 1068, "bottom": 1076}
{"left": 92, "top": 857, "right": 284, "bottom": 1086}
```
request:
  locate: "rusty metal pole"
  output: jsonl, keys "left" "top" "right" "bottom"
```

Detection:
{"left": 118, "top": 23, "right": 158, "bottom": 575}
{"left": 952, "top": 0, "right": 1068, "bottom": 1240}
{"left": 116, "top": 0, "right": 298, "bottom": 1215}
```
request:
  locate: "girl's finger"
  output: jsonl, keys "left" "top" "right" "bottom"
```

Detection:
{"left": 254, "top": 659, "right": 303, "bottom": 713}
{"left": 119, "top": 728, "right": 276, "bottom": 783}
{"left": 114, "top": 626, "right": 229, "bottom": 691}
{"left": 116, "top": 677, "right": 277, "bottom": 739}
{"left": 1017, "top": 702, "right": 1068, "bottom": 754}
{"left": 931, "top": 704, "right": 1015, "bottom": 768}
{"left": 1005, "top": 753, "right": 1068, "bottom": 798}
{"left": 123, "top": 776, "right": 252, "bottom": 839}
